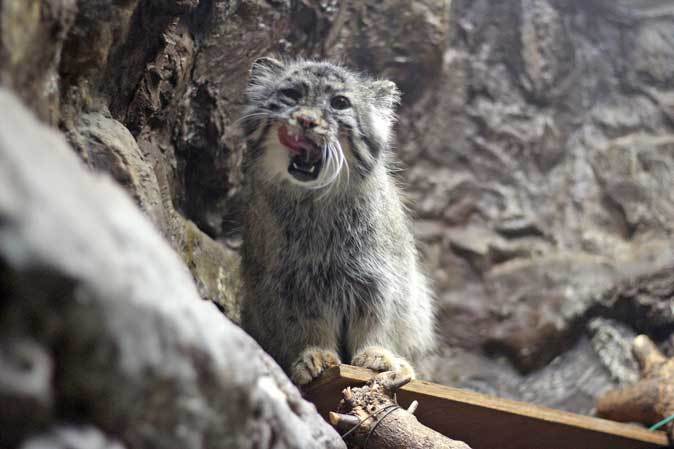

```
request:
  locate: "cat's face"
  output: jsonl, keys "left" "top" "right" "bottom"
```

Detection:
{"left": 241, "top": 58, "right": 400, "bottom": 192}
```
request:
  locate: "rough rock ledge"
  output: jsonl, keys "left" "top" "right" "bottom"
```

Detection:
{"left": 0, "top": 88, "right": 345, "bottom": 449}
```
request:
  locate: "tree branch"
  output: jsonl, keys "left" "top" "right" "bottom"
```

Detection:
{"left": 333, "top": 371, "right": 472, "bottom": 449}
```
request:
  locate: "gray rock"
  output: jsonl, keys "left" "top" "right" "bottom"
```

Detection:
{"left": 0, "top": 0, "right": 77, "bottom": 122}
{"left": 0, "top": 339, "right": 53, "bottom": 445}
{"left": 0, "top": 89, "right": 344, "bottom": 449}
{"left": 69, "top": 111, "right": 242, "bottom": 320}
{"left": 20, "top": 427, "right": 127, "bottom": 449}
{"left": 1, "top": 0, "right": 243, "bottom": 321}
{"left": 400, "top": 0, "right": 674, "bottom": 380}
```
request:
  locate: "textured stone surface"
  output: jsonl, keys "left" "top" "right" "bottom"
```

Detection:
{"left": 1, "top": 0, "right": 673, "bottom": 423}
{"left": 397, "top": 0, "right": 674, "bottom": 411}
{"left": 20, "top": 427, "right": 127, "bottom": 449}
{"left": 0, "top": 89, "right": 344, "bottom": 449}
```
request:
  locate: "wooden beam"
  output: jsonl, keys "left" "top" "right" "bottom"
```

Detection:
{"left": 304, "top": 365, "right": 669, "bottom": 449}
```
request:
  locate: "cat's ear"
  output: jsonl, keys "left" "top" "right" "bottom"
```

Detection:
{"left": 370, "top": 79, "right": 401, "bottom": 110}
{"left": 249, "top": 57, "right": 285, "bottom": 83}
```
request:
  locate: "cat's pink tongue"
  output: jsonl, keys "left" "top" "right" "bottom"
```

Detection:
{"left": 278, "top": 126, "right": 316, "bottom": 155}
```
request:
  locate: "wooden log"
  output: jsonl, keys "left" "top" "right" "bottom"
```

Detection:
{"left": 304, "top": 365, "right": 669, "bottom": 449}
{"left": 333, "top": 371, "right": 472, "bottom": 449}
{"left": 596, "top": 335, "right": 674, "bottom": 442}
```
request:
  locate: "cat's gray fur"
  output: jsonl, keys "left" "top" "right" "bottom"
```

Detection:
{"left": 239, "top": 58, "right": 434, "bottom": 384}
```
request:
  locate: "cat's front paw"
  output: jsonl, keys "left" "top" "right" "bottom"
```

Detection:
{"left": 351, "top": 346, "right": 415, "bottom": 379}
{"left": 290, "top": 347, "right": 341, "bottom": 385}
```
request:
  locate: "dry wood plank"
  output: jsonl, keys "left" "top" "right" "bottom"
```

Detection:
{"left": 304, "top": 365, "right": 670, "bottom": 449}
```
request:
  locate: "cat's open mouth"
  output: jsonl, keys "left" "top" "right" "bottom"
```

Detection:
{"left": 278, "top": 125, "right": 322, "bottom": 182}
{"left": 288, "top": 153, "right": 322, "bottom": 182}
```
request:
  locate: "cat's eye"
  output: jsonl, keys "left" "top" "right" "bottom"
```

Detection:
{"left": 279, "top": 88, "right": 302, "bottom": 102}
{"left": 330, "top": 95, "right": 351, "bottom": 110}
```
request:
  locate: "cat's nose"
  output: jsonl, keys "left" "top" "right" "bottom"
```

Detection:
{"left": 297, "top": 115, "right": 317, "bottom": 129}
{"left": 291, "top": 109, "right": 321, "bottom": 129}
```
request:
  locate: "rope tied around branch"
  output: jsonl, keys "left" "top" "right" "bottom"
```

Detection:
{"left": 339, "top": 403, "right": 402, "bottom": 439}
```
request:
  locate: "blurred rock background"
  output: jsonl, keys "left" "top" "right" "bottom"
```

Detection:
{"left": 1, "top": 0, "right": 673, "bottom": 445}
